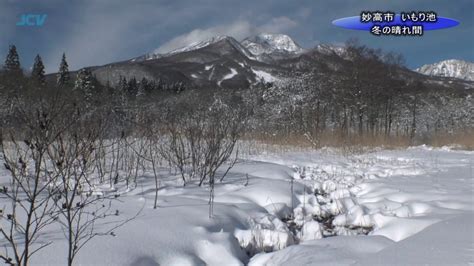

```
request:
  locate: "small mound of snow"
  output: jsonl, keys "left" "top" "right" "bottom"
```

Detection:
{"left": 370, "top": 213, "right": 440, "bottom": 242}
{"left": 234, "top": 214, "right": 295, "bottom": 254}
{"left": 195, "top": 232, "right": 246, "bottom": 266}
{"left": 298, "top": 221, "right": 323, "bottom": 241}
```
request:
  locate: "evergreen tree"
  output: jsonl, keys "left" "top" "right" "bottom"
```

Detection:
{"left": 137, "top": 77, "right": 148, "bottom": 98}
{"left": 31, "top": 54, "right": 46, "bottom": 86}
{"left": 4, "top": 45, "right": 22, "bottom": 76}
{"left": 117, "top": 76, "right": 128, "bottom": 106}
{"left": 74, "top": 68, "right": 95, "bottom": 101}
{"left": 57, "top": 53, "right": 70, "bottom": 86}
{"left": 127, "top": 77, "right": 138, "bottom": 97}
{"left": 118, "top": 76, "right": 128, "bottom": 94}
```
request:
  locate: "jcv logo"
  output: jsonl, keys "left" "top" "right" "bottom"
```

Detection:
{"left": 16, "top": 14, "right": 47, "bottom": 26}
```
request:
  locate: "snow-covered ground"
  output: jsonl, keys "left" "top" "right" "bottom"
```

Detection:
{"left": 1, "top": 145, "right": 473, "bottom": 265}
{"left": 218, "top": 68, "right": 238, "bottom": 86}
{"left": 251, "top": 68, "right": 279, "bottom": 83}
{"left": 247, "top": 146, "right": 474, "bottom": 265}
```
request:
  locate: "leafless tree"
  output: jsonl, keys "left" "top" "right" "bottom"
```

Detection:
{"left": 0, "top": 93, "right": 66, "bottom": 265}
{"left": 128, "top": 125, "right": 163, "bottom": 209}
{"left": 0, "top": 87, "right": 137, "bottom": 266}
{"left": 44, "top": 106, "right": 123, "bottom": 266}
{"left": 160, "top": 94, "right": 246, "bottom": 217}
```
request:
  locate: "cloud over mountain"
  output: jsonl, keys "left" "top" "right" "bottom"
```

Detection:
{"left": 156, "top": 17, "right": 298, "bottom": 54}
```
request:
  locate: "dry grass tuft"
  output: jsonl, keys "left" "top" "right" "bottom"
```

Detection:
{"left": 243, "top": 129, "right": 474, "bottom": 151}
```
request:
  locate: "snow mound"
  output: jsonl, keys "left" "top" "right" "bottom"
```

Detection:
{"left": 234, "top": 214, "right": 295, "bottom": 254}
{"left": 298, "top": 221, "right": 323, "bottom": 241}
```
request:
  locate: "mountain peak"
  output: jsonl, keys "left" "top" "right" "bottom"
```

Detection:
{"left": 159, "top": 35, "right": 232, "bottom": 56}
{"left": 415, "top": 59, "right": 474, "bottom": 81}
{"left": 132, "top": 33, "right": 303, "bottom": 63}
{"left": 242, "top": 33, "right": 304, "bottom": 56}
{"left": 131, "top": 35, "right": 256, "bottom": 62}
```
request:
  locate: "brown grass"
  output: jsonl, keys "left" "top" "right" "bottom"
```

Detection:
{"left": 243, "top": 129, "right": 474, "bottom": 151}
{"left": 428, "top": 131, "right": 474, "bottom": 150}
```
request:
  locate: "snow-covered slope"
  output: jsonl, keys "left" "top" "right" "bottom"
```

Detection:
{"left": 165, "top": 36, "right": 254, "bottom": 59}
{"left": 415, "top": 59, "right": 474, "bottom": 81}
{"left": 131, "top": 37, "right": 231, "bottom": 62}
{"left": 241, "top": 33, "right": 304, "bottom": 56}
{"left": 132, "top": 36, "right": 256, "bottom": 62}
{"left": 315, "top": 43, "right": 346, "bottom": 57}
{"left": 167, "top": 36, "right": 230, "bottom": 55}
{"left": 133, "top": 33, "right": 304, "bottom": 63}
{"left": 131, "top": 52, "right": 162, "bottom": 62}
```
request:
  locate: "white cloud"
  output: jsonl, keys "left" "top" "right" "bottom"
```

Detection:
{"left": 43, "top": 1, "right": 175, "bottom": 72}
{"left": 257, "top": 16, "right": 299, "bottom": 34}
{"left": 156, "top": 20, "right": 253, "bottom": 53}
{"left": 156, "top": 16, "right": 298, "bottom": 54}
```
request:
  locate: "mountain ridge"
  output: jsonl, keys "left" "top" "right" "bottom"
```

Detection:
{"left": 131, "top": 33, "right": 302, "bottom": 63}
{"left": 415, "top": 59, "right": 474, "bottom": 81}
{"left": 64, "top": 33, "right": 473, "bottom": 91}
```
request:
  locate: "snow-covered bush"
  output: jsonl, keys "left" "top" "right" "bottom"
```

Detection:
{"left": 298, "top": 221, "right": 323, "bottom": 241}
{"left": 234, "top": 214, "right": 295, "bottom": 255}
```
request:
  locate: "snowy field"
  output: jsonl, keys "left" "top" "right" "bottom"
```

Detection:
{"left": 1, "top": 145, "right": 473, "bottom": 265}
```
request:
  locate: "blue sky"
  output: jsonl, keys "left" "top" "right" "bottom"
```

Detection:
{"left": 1, "top": 0, "right": 472, "bottom": 73}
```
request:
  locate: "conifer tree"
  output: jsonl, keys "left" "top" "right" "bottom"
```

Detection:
{"left": 31, "top": 54, "right": 46, "bottom": 86}
{"left": 117, "top": 76, "right": 128, "bottom": 106}
{"left": 127, "top": 77, "right": 138, "bottom": 97}
{"left": 137, "top": 77, "right": 148, "bottom": 98}
{"left": 4, "top": 45, "right": 22, "bottom": 76}
{"left": 57, "top": 53, "right": 70, "bottom": 86}
{"left": 74, "top": 68, "right": 95, "bottom": 101}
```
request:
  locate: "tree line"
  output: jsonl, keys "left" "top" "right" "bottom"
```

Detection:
{"left": 248, "top": 40, "right": 473, "bottom": 146}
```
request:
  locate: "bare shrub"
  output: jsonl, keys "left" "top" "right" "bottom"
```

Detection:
{"left": 0, "top": 90, "right": 134, "bottom": 266}
{"left": 160, "top": 94, "right": 246, "bottom": 217}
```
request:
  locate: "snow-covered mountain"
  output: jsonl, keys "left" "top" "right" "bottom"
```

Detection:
{"left": 163, "top": 36, "right": 256, "bottom": 59}
{"left": 131, "top": 52, "right": 162, "bottom": 62}
{"left": 132, "top": 36, "right": 256, "bottom": 62}
{"left": 241, "top": 33, "right": 304, "bottom": 56}
{"left": 415, "top": 59, "right": 474, "bottom": 81}
{"left": 315, "top": 44, "right": 346, "bottom": 57}
{"left": 167, "top": 36, "right": 230, "bottom": 55}
{"left": 91, "top": 33, "right": 473, "bottom": 91}
{"left": 123, "top": 34, "right": 306, "bottom": 88}
{"left": 132, "top": 33, "right": 303, "bottom": 63}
